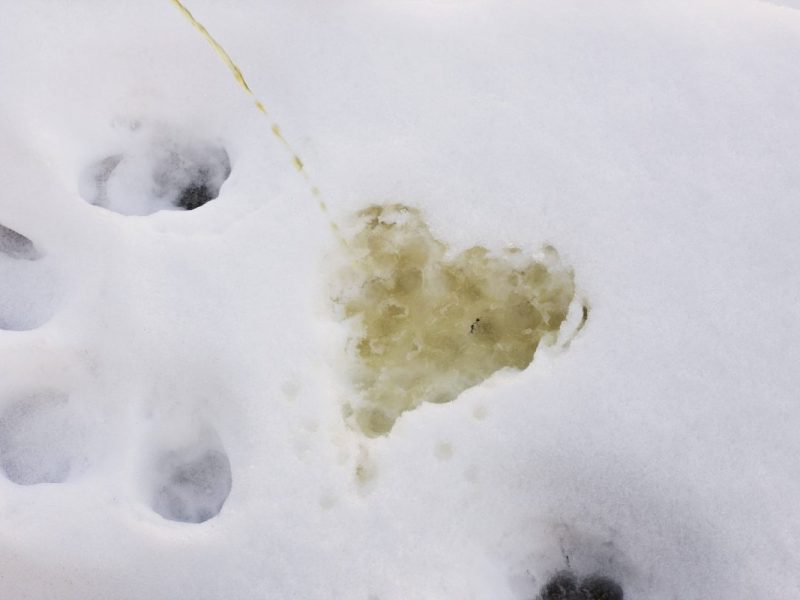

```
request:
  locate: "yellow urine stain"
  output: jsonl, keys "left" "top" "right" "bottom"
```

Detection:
{"left": 354, "top": 446, "right": 377, "bottom": 488}
{"left": 334, "top": 204, "right": 578, "bottom": 437}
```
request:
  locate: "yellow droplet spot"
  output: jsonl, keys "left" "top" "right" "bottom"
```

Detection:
{"left": 435, "top": 442, "right": 454, "bottom": 461}
{"left": 473, "top": 406, "right": 488, "bottom": 421}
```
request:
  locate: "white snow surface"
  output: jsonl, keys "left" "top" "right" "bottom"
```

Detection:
{"left": 1, "top": 1, "right": 799, "bottom": 598}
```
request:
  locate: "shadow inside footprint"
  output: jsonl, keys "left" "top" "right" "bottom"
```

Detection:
{"left": 539, "top": 571, "right": 579, "bottom": 599}
{"left": 579, "top": 576, "right": 624, "bottom": 600}
{"left": 0, "top": 224, "right": 61, "bottom": 331}
{"left": 79, "top": 124, "right": 231, "bottom": 216}
{"left": 0, "top": 224, "right": 40, "bottom": 260}
{"left": 152, "top": 446, "right": 232, "bottom": 524}
{"left": 176, "top": 183, "right": 213, "bottom": 210}
{"left": 154, "top": 147, "right": 230, "bottom": 211}
{"left": 538, "top": 571, "right": 623, "bottom": 600}
{"left": 0, "top": 392, "right": 75, "bottom": 485}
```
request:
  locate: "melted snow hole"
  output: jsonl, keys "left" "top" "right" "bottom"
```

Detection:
{"left": 333, "top": 204, "right": 579, "bottom": 436}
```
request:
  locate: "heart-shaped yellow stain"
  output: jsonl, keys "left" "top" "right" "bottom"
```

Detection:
{"left": 336, "top": 204, "right": 577, "bottom": 436}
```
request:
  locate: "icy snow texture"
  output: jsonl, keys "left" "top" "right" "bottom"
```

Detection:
{"left": 1, "top": 1, "right": 799, "bottom": 599}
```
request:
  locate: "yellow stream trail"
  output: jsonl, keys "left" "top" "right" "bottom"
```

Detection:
{"left": 168, "top": 0, "right": 588, "bottom": 344}
{"left": 169, "top": 0, "right": 337, "bottom": 231}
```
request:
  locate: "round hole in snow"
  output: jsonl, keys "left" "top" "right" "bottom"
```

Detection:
{"left": 0, "top": 225, "right": 60, "bottom": 331}
{"left": 79, "top": 127, "right": 231, "bottom": 216}
{"left": 151, "top": 445, "right": 232, "bottom": 524}
{"left": 0, "top": 391, "right": 77, "bottom": 485}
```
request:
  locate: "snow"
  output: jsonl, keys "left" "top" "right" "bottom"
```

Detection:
{"left": 1, "top": 0, "right": 799, "bottom": 598}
